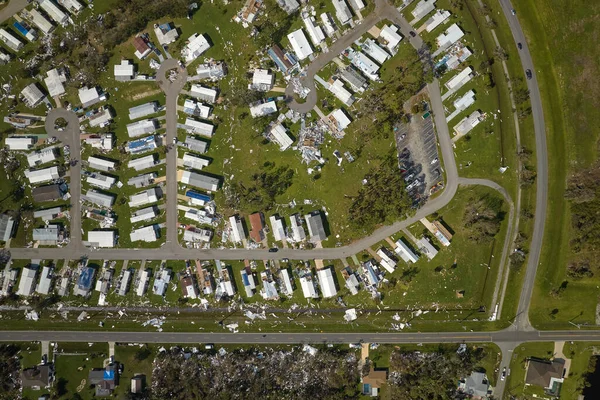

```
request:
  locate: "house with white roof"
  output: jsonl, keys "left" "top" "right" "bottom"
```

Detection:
{"left": 276, "top": 0, "right": 299, "bottom": 14}
{"left": 135, "top": 268, "right": 150, "bottom": 296}
{"left": 289, "top": 214, "right": 306, "bottom": 242}
{"left": 21, "top": 83, "right": 45, "bottom": 107}
{"left": 128, "top": 155, "right": 157, "bottom": 171}
{"left": 154, "top": 23, "right": 179, "bottom": 46}
{"left": 33, "top": 207, "right": 62, "bottom": 221}
{"left": 328, "top": 78, "right": 354, "bottom": 106}
{"left": 305, "top": 211, "right": 328, "bottom": 242}
{"left": 303, "top": 17, "right": 325, "bottom": 46}
{"left": 279, "top": 269, "right": 294, "bottom": 296}
{"left": 25, "top": 166, "right": 60, "bottom": 184}
{"left": 127, "top": 119, "right": 157, "bottom": 138}
{"left": 351, "top": 52, "right": 380, "bottom": 80}
{"left": 131, "top": 206, "right": 157, "bottom": 223}
{"left": 181, "top": 170, "right": 219, "bottom": 191}
{"left": 128, "top": 102, "right": 158, "bottom": 120}
{"left": 183, "top": 99, "right": 211, "bottom": 118}
{"left": 268, "top": 123, "right": 293, "bottom": 150}
{"left": 114, "top": 60, "right": 135, "bottom": 81}
{"left": 5, "top": 137, "right": 34, "bottom": 150}
{"left": 424, "top": 9, "right": 451, "bottom": 33}
{"left": 36, "top": 265, "right": 53, "bottom": 295}
{"left": 17, "top": 265, "right": 38, "bottom": 296}
{"left": 250, "top": 69, "right": 274, "bottom": 91}
{"left": 182, "top": 118, "right": 214, "bottom": 137}
{"left": 33, "top": 225, "right": 62, "bottom": 245}
{"left": 44, "top": 68, "right": 67, "bottom": 97}
{"left": 29, "top": 9, "right": 54, "bottom": 35}
{"left": 88, "top": 107, "right": 114, "bottom": 128}
{"left": 182, "top": 33, "right": 211, "bottom": 64}
{"left": 287, "top": 29, "right": 313, "bottom": 60}
{"left": 153, "top": 268, "right": 171, "bottom": 296}
{"left": 395, "top": 239, "right": 420, "bottom": 263}
{"left": 229, "top": 215, "right": 246, "bottom": 242}
{"left": 39, "top": 0, "right": 68, "bottom": 24}
{"left": 0, "top": 214, "right": 15, "bottom": 242}
{"left": 130, "top": 225, "right": 158, "bottom": 243}
{"left": 87, "top": 173, "right": 116, "bottom": 190}
{"left": 184, "top": 135, "right": 208, "bottom": 154}
{"left": 299, "top": 274, "right": 319, "bottom": 298}
{"left": 347, "top": 0, "right": 365, "bottom": 12}
{"left": 184, "top": 208, "right": 212, "bottom": 225}
{"left": 417, "top": 237, "right": 438, "bottom": 260}
{"left": 250, "top": 100, "right": 277, "bottom": 118}
{"left": 189, "top": 85, "right": 217, "bottom": 103}
{"left": 78, "top": 86, "right": 101, "bottom": 108}
{"left": 363, "top": 39, "right": 390, "bottom": 65}
{"left": 328, "top": 109, "right": 351, "bottom": 133}
{"left": 447, "top": 89, "right": 475, "bottom": 121}
{"left": 241, "top": 269, "right": 256, "bottom": 297}
{"left": 332, "top": 0, "right": 352, "bottom": 24}
{"left": 128, "top": 188, "right": 160, "bottom": 208}
{"left": 436, "top": 23, "right": 464, "bottom": 51}
{"left": 376, "top": 247, "right": 397, "bottom": 273}
{"left": 320, "top": 13, "right": 337, "bottom": 37}
{"left": 88, "top": 156, "right": 116, "bottom": 172}
{"left": 0, "top": 28, "right": 23, "bottom": 51}
{"left": 379, "top": 25, "right": 403, "bottom": 51}
{"left": 411, "top": 0, "right": 437, "bottom": 22}
{"left": 183, "top": 227, "right": 212, "bottom": 243}
{"left": 87, "top": 230, "right": 116, "bottom": 248}
{"left": 58, "top": 0, "right": 84, "bottom": 13}
{"left": 182, "top": 153, "right": 210, "bottom": 170}
{"left": 453, "top": 110, "right": 482, "bottom": 137}
{"left": 445, "top": 67, "right": 473, "bottom": 91}
{"left": 84, "top": 190, "right": 115, "bottom": 208}
{"left": 269, "top": 215, "right": 286, "bottom": 242}
{"left": 317, "top": 268, "right": 337, "bottom": 298}
{"left": 27, "top": 148, "right": 56, "bottom": 167}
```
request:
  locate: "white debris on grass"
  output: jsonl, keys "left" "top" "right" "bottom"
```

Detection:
{"left": 77, "top": 311, "right": 88, "bottom": 321}
{"left": 344, "top": 308, "right": 357, "bottom": 322}
{"left": 303, "top": 344, "right": 318, "bottom": 355}
{"left": 25, "top": 310, "right": 39, "bottom": 321}
{"left": 142, "top": 317, "right": 166, "bottom": 331}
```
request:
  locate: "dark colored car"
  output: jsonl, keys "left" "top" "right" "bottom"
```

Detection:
{"left": 526, "top": 69, "right": 532, "bottom": 80}
{"left": 268, "top": 248, "right": 279, "bottom": 253}
{"left": 409, "top": 31, "right": 416, "bottom": 37}
{"left": 517, "top": 42, "right": 522, "bottom": 50}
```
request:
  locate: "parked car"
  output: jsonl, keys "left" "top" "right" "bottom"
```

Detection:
{"left": 517, "top": 42, "right": 522, "bottom": 50}
{"left": 268, "top": 248, "right": 279, "bottom": 253}
{"left": 501, "top": 367, "right": 507, "bottom": 381}
{"left": 409, "top": 31, "right": 416, "bottom": 37}
{"left": 526, "top": 69, "right": 532, "bottom": 80}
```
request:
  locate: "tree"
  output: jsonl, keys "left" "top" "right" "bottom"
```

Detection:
{"left": 494, "top": 46, "right": 508, "bottom": 61}
{"left": 463, "top": 196, "right": 504, "bottom": 243}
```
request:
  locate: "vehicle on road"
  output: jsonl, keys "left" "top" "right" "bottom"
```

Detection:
{"left": 409, "top": 31, "right": 416, "bottom": 37}
{"left": 501, "top": 367, "right": 506, "bottom": 381}
{"left": 526, "top": 69, "right": 532, "bottom": 80}
{"left": 269, "top": 248, "right": 279, "bottom": 253}
{"left": 172, "top": 137, "right": 177, "bottom": 144}
{"left": 511, "top": 9, "right": 516, "bottom": 15}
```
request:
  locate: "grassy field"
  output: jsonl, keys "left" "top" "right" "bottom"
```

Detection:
{"left": 513, "top": 0, "right": 600, "bottom": 329}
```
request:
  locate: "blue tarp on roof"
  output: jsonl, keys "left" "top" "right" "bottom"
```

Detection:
{"left": 159, "top": 23, "right": 172, "bottom": 32}
{"left": 103, "top": 370, "right": 115, "bottom": 380}
{"left": 185, "top": 190, "right": 211, "bottom": 202}
{"left": 77, "top": 267, "right": 95, "bottom": 290}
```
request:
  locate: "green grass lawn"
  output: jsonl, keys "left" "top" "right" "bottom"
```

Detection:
{"left": 514, "top": 0, "right": 600, "bottom": 329}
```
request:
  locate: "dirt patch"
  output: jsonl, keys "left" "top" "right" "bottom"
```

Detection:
{"left": 125, "top": 88, "right": 163, "bottom": 102}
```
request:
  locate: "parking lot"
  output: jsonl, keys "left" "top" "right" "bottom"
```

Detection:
{"left": 394, "top": 106, "right": 442, "bottom": 205}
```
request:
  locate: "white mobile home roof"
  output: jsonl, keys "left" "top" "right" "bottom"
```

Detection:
{"left": 453, "top": 110, "right": 482, "bottom": 136}
{"left": 25, "top": 166, "right": 59, "bottom": 184}
{"left": 376, "top": 248, "right": 397, "bottom": 273}
{"left": 363, "top": 39, "right": 390, "bottom": 65}
{"left": 5, "top": 137, "right": 34, "bottom": 150}
{"left": 184, "top": 208, "right": 212, "bottom": 225}
{"left": 153, "top": 268, "right": 171, "bottom": 296}
{"left": 17, "top": 266, "right": 37, "bottom": 296}
{"left": 114, "top": 59, "right": 135, "bottom": 80}
{"left": 436, "top": 23, "right": 464, "bottom": 49}
{"left": 130, "top": 225, "right": 158, "bottom": 243}
{"left": 87, "top": 173, "right": 116, "bottom": 190}
{"left": 250, "top": 101, "right": 277, "bottom": 118}
{"left": 417, "top": 237, "right": 438, "bottom": 260}
{"left": 332, "top": 0, "right": 352, "bottom": 24}
{"left": 181, "top": 170, "right": 219, "bottom": 191}
{"left": 302, "top": 17, "right": 325, "bottom": 46}
{"left": 84, "top": 190, "right": 115, "bottom": 208}
{"left": 348, "top": 0, "right": 365, "bottom": 11}
{"left": 279, "top": 269, "right": 294, "bottom": 296}
{"left": 182, "top": 33, "right": 211, "bottom": 63}
{"left": 252, "top": 69, "right": 274, "bottom": 87}
{"left": 154, "top": 23, "right": 179, "bottom": 46}
{"left": 269, "top": 124, "right": 293, "bottom": 150}
{"left": 453, "top": 90, "right": 475, "bottom": 111}
{"left": 128, "top": 155, "right": 156, "bottom": 171}
{"left": 59, "top": 0, "right": 84, "bottom": 13}
{"left": 131, "top": 206, "right": 157, "bottom": 223}
{"left": 411, "top": 0, "right": 437, "bottom": 20}
{"left": 128, "top": 102, "right": 158, "bottom": 120}
{"left": 118, "top": 270, "right": 131, "bottom": 295}
{"left": 21, "top": 83, "right": 45, "bottom": 107}
{"left": 34, "top": 207, "right": 62, "bottom": 220}
{"left": 78, "top": 86, "right": 101, "bottom": 108}
{"left": 0, "top": 28, "right": 23, "bottom": 51}
{"left": 136, "top": 268, "right": 150, "bottom": 296}
{"left": 394, "top": 239, "right": 420, "bottom": 263}
{"left": 127, "top": 119, "right": 157, "bottom": 137}
{"left": 379, "top": 25, "right": 403, "bottom": 50}
{"left": 317, "top": 268, "right": 337, "bottom": 298}
{"left": 189, "top": 85, "right": 217, "bottom": 103}
{"left": 228, "top": 216, "right": 246, "bottom": 242}
{"left": 305, "top": 212, "right": 327, "bottom": 242}
{"left": 330, "top": 109, "right": 351, "bottom": 131}
{"left": 88, "top": 107, "right": 113, "bottom": 128}
{"left": 183, "top": 99, "right": 211, "bottom": 118}
{"left": 87, "top": 230, "right": 115, "bottom": 248}
{"left": 33, "top": 226, "right": 60, "bottom": 242}
{"left": 424, "top": 9, "right": 451, "bottom": 32}
{"left": 184, "top": 135, "right": 208, "bottom": 153}
{"left": 289, "top": 214, "right": 306, "bottom": 242}
{"left": 183, "top": 118, "right": 214, "bottom": 137}
{"left": 329, "top": 79, "right": 354, "bottom": 106}
{"left": 128, "top": 187, "right": 159, "bottom": 208}
{"left": 288, "top": 29, "right": 313, "bottom": 60}
{"left": 40, "top": 0, "right": 68, "bottom": 23}
{"left": 88, "top": 156, "right": 116, "bottom": 171}
{"left": 299, "top": 275, "right": 318, "bottom": 298}
{"left": 44, "top": 68, "right": 67, "bottom": 97}
{"left": 183, "top": 228, "right": 212, "bottom": 242}
{"left": 320, "top": 13, "right": 336, "bottom": 36}
{"left": 27, "top": 148, "right": 56, "bottom": 167}
{"left": 269, "top": 215, "right": 286, "bottom": 241}
{"left": 29, "top": 9, "right": 54, "bottom": 35}
{"left": 445, "top": 67, "right": 473, "bottom": 91}
{"left": 128, "top": 172, "right": 158, "bottom": 188}
{"left": 36, "top": 266, "right": 53, "bottom": 295}
{"left": 352, "top": 51, "right": 380, "bottom": 79}
{"left": 183, "top": 153, "right": 210, "bottom": 170}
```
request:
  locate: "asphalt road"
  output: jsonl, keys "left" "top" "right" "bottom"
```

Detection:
{"left": 498, "top": 0, "right": 549, "bottom": 333}
{"left": 0, "top": 0, "right": 28, "bottom": 24}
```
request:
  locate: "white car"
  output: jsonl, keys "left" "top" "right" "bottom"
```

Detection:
{"left": 172, "top": 137, "right": 177, "bottom": 144}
